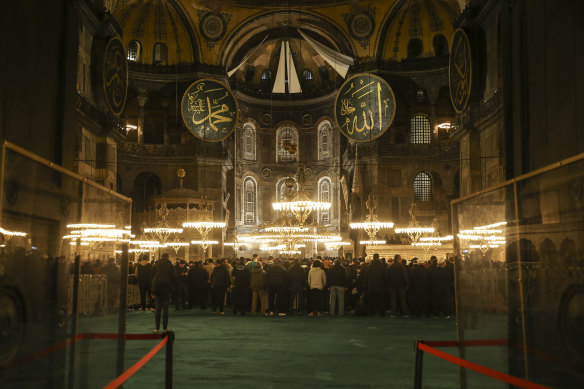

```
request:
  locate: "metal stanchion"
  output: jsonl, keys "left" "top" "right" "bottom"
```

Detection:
{"left": 67, "top": 255, "right": 81, "bottom": 389}
{"left": 117, "top": 244, "right": 129, "bottom": 387}
{"left": 165, "top": 331, "right": 175, "bottom": 389}
{"left": 414, "top": 339, "right": 424, "bottom": 389}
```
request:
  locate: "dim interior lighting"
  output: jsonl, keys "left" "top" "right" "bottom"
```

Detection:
{"left": 395, "top": 227, "right": 435, "bottom": 234}
{"left": 280, "top": 250, "right": 301, "bottom": 255}
{"left": 360, "top": 240, "right": 386, "bottom": 245}
{"left": 144, "top": 227, "right": 184, "bottom": 234}
{"left": 0, "top": 227, "right": 27, "bottom": 237}
{"left": 126, "top": 124, "right": 138, "bottom": 132}
{"left": 437, "top": 122, "right": 452, "bottom": 130}
{"left": 67, "top": 224, "right": 116, "bottom": 229}
{"left": 325, "top": 241, "right": 351, "bottom": 246}
{"left": 163, "top": 241, "right": 189, "bottom": 247}
{"left": 419, "top": 235, "right": 453, "bottom": 242}
{"left": 412, "top": 242, "right": 442, "bottom": 247}
{"left": 474, "top": 221, "right": 507, "bottom": 230}
{"left": 131, "top": 240, "right": 160, "bottom": 246}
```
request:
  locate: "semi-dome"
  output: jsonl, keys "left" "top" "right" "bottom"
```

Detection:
{"left": 381, "top": 0, "right": 460, "bottom": 62}
{"left": 113, "top": 0, "right": 197, "bottom": 65}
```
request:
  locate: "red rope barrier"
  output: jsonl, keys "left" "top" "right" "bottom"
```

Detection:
{"left": 424, "top": 339, "right": 508, "bottom": 348}
{"left": 103, "top": 335, "right": 169, "bottom": 389}
{"left": 417, "top": 342, "right": 551, "bottom": 389}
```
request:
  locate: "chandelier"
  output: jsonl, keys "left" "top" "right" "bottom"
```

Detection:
{"left": 457, "top": 222, "right": 506, "bottom": 254}
{"left": 182, "top": 197, "right": 226, "bottom": 251}
{"left": 394, "top": 203, "right": 434, "bottom": 243}
{"left": 143, "top": 202, "right": 184, "bottom": 244}
{"left": 271, "top": 166, "right": 331, "bottom": 225}
{"left": 350, "top": 195, "right": 393, "bottom": 243}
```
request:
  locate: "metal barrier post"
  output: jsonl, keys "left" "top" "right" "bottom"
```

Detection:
{"left": 165, "top": 331, "right": 175, "bottom": 389}
{"left": 414, "top": 339, "right": 424, "bottom": 389}
{"left": 67, "top": 255, "right": 81, "bottom": 389}
{"left": 117, "top": 244, "right": 129, "bottom": 387}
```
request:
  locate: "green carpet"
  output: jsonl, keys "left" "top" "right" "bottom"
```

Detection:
{"left": 77, "top": 309, "right": 461, "bottom": 389}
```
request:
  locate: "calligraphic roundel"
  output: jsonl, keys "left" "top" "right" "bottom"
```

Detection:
{"left": 334, "top": 73, "right": 396, "bottom": 143}
{"left": 181, "top": 78, "right": 239, "bottom": 142}
{"left": 103, "top": 37, "right": 128, "bottom": 116}
{"left": 449, "top": 28, "right": 472, "bottom": 113}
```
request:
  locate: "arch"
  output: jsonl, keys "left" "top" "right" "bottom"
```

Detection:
{"left": 153, "top": 42, "right": 168, "bottom": 64}
{"left": 219, "top": 10, "right": 355, "bottom": 70}
{"left": 318, "top": 120, "right": 332, "bottom": 160}
{"left": 241, "top": 122, "right": 256, "bottom": 161}
{"left": 127, "top": 39, "right": 142, "bottom": 62}
{"left": 243, "top": 176, "right": 257, "bottom": 226}
{"left": 413, "top": 172, "right": 432, "bottom": 202}
{"left": 560, "top": 238, "right": 577, "bottom": 263}
{"left": 410, "top": 113, "right": 432, "bottom": 143}
{"left": 540, "top": 238, "right": 558, "bottom": 263}
{"left": 276, "top": 176, "right": 297, "bottom": 202}
{"left": 133, "top": 172, "right": 162, "bottom": 213}
{"left": 407, "top": 38, "right": 423, "bottom": 59}
{"left": 318, "top": 176, "right": 332, "bottom": 225}
{"left": 276, "top": 126, "right": 298, "bottom": 162}
{"left": 433, "top": 34, "right": 449, "bottom": 56}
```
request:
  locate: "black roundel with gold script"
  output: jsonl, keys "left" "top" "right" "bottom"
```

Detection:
{"left": 181, "top": 79, "right": 238, "bottom": 142}
{"left": 334, "top": 73, "right": 396, "bottom": 142}
{"left": 103, "top": 37, "right": 128, "bottom": 116}
{"left": 449, "top": 28, "right": 472, "bottom": 113}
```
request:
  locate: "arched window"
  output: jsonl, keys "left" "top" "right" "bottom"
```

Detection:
{"left": 303, "top": 69, "right": 313, "bottom": 80}
{"left": 153, "top": 42, "right": 168, "bottom": 64}
{"left": 318, "top": 121, "right": 331, "bottom": 160}
{"left": 127, "top": 40, "right": 142, "bottom": 62}
{"left": 407, "top": 38, "right": 423, "bottom": 59}
{"left": 414, "top": 172, "right": 432, "bottom": 202}
{"left": 242, "top": 123, "right": 256, "bottom": 160}
{"left": 277, "top": 126, "right": 298, "bottom": 162}
{"left": 410, "top": 114, "right": 432, "bottom": 144}
{"left": 277, "top": 177, "right": 296, "bottom": 202}
{"left": 318, "top": 177, "right": 332, "bottom": 225}
{"left": 433, "top": 34, "right": 449, "bottom": 56}
{"left": 243, "top": 177, "right": 257, "bottom": 225}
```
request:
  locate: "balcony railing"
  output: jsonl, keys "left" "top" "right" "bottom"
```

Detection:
{"left": 76, "top": 93, "right": 126, "bottom": 138}
{"left": 118, "top": 141, "right": 228, "bottom": 159}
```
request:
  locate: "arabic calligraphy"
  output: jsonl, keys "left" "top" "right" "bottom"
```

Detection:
{"left": 334, "top": 73, "right": 396, "bottom": 142}
{"left": 103, "top": 37, "right": 127, "bottom": 116}
{"left": 449, "top": 28, "right": 472, "bottom": 113}
{"left": 181, "top": 79, "right": 239, "bottom": 142}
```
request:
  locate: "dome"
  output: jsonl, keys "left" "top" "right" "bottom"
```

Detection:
{"left": 232, "top": 35, "right": 341, "bottom": 98}
{"left": 381, "top": 0, "right": 460, "bottom": 62}
{"left": 114, "top": 0, "right": 197, "bottom": 65}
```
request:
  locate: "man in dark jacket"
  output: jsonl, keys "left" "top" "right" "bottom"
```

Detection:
{"left": 410, "top": 258, "right": 429, "bottom": 317}
{"left": 428, "top": 256, "right": 451, "bottom": 318}
{"left": 328, "top": 259, "right": 349, "bottom": 315}
{"left": 364, "top": 253, "right": 387, "bottom": 316}
{"left": 288, "top": 259, "right": 307, "bottom": 315}
{"left": 152, "top": 253, "right": 177, "bottom": 332}
{"left": 231, "top": 258, "right": 251, "bottom": 315}
{"left": 188, "top": 261, "right": 209, "bottom": 309}
{"left": 386, "top": 254, "right": 409, "bottom": 317}
{"left": 210, "top": 258, "right": 231, "bottom": 314}
{"left": 136, "top": 254, "right": 153, "bottom": 311}
{"left": 175, "top": 260, "right": 189, "bottom": 310}
{"left": 266, "top": 258, "right": 286, "bottom": 315}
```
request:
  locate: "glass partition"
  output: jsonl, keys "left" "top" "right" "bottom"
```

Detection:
{"left": 452, "top": 156, "right": 584, "bottom": 388}
{"left": 0, "top": 142, "right": 131, "bottom": 388}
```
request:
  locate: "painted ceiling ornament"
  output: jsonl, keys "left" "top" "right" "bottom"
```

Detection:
{"left": 197, "top": 9, "right": 230, "bottom": 48}
{"left": 334, "top": 73, "right": 396, "bottom": 143}
{"left": 103, "top": 37, "right": 128, "bottom": 116}
{"left": 181, "top": 78, "right": 239, "bottom": 142}
{"left": 343, "top": 7, "right": 376, "bottom": 49}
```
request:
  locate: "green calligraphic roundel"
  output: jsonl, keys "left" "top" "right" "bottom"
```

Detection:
{"left": 449, "top": 28, "right": 472, "bottom": 113}
{"left": 103, "top": 37, "right": 128, "bottom": 116}
{"left": 181, "top": 78, "right": 239, "bottom": 142}
{"left": 334, "top": 73, "right": 396, "bottom": 142}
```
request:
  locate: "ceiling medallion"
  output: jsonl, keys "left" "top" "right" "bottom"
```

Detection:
{"left": 262, "top": 168, "right": 271, "bottom": 178}
{"left": 262, "top": 113, "right": 272, "bottom": 125}
{"left": 302, "top": 113, "right": 312, "bottom": 126}
{"left": 343, "top": 8, "right": 376, "bottom": 49}
{"left": 198, "top": 10, "right": 230, "bottom": 48}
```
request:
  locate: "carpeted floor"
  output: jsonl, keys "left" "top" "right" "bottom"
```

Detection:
{"left": 105, "top": 308, "right": 460, "bottom": 389}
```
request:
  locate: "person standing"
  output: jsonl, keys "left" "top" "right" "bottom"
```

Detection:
{"left": 188, "top": 261, "right": 209, "bottom": 309}
{"left": 288, "top": 259, "right": 307, "bottom": 315}
{"left": 210, "top": 258, "right": 231, "bottom": 315}
{"left": 135, "top": 254, "right": 154, "bottom": 312}
{"left": 364, "top": 253, "right": 387, "bottom": 316}
{"left": 266, "top": 258, "right": 286, "bottom": 315}
{"left": 152, "top": 253, "right": 177, "bottom": 333}
{"left": 102, "top": 257, "right": 120, "bottom": 314}
{"left": 231, "top": 258, "right": 251, "bottom": 315}
{"left": 250, "top": 262, "right": 268, "bottom": 315}
{"left": 307, "top": 260, "right": 327, "bottom": 317}
{"left": 386, "top": 254, "right": 409, "bottom": 317}
{"left": 328, "top": 259, "right": 349, "bottom": 316}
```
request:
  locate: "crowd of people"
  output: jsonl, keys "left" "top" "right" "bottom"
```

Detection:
{"left": 127, "top": 252, "right": 455, "bottom": 332}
